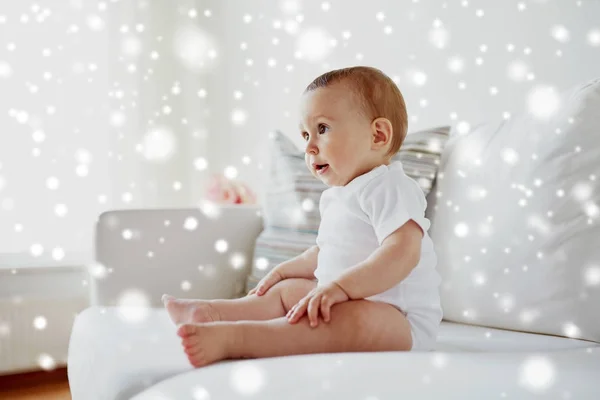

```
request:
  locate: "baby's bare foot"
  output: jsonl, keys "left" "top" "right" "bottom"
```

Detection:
{"left": 177, "top": 323, "right": 233, "bottom": 368}
{"left": 162, "top": 295, "right": 221, "bottom": 325}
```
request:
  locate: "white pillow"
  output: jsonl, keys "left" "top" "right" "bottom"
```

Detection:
{"left": 427, "top": 78, "right": 600, "bottom": 342}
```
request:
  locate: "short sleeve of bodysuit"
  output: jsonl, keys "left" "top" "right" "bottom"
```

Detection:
{"left": 358, "top": 172, "right": 429, "bottom": 245}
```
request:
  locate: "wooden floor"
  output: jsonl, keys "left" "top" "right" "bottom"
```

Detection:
{"left": 0, "top": 368, "right": 71, "bottom": 400}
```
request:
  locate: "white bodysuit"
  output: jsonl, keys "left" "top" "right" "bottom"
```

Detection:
{"left": 314, "top": 161, "right": 443, "bottom": 351}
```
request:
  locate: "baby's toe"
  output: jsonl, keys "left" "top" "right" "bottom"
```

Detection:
{"left": 186, "top": 346, "right": 208, "bottom": 368}
{"left": 188, "top": 353, "right": 205, "bottom": 368}
{"left": 177, "top": 323, "right": 198, "bottom": 338}
{"left": 161, "top": 294, "right": 175, "bottom": 305}
{"left": 182, "top": 336, "right": 200, "bottom": 350}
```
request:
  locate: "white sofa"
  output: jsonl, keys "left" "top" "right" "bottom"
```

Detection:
{"left": 67, "top": 206, "right": 600, "bottom": 400}
{"left": 68, "top": 78, "right": 600, "bottom": 399}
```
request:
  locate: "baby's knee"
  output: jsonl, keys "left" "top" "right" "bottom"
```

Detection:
{"left": 273, "top": 278, "right": 316, "bottom": 310}
{"left": 271, "top": 277, "right": 314, "bottom": 291}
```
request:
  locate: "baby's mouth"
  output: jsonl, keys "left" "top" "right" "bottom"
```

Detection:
{"left": 315, "top": 164, "right": 329, "bottom": 174}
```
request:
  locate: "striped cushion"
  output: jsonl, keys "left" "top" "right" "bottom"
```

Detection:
{"left": 246, "top": 127, "right": 450, "bottom": 293}
{"left": 395, "top": 126, "right": 451, "bottom": 195}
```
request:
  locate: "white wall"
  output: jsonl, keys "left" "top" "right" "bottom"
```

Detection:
{"left": 1, "top": 0, "right": 599, "bottom": 263}
{"left": 0, "top": 0, "right": 213, "bottom": 261}
{"left": 204, "top": 0, "right": 600, "bottom": 203}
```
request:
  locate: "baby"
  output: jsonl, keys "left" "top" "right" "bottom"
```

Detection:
{"left": 162, "top": 66, "right": 443, "bottom": 368}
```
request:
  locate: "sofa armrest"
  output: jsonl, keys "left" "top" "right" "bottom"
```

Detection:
{"left": 90, "top": 206, "right": 263, "bottom": 307}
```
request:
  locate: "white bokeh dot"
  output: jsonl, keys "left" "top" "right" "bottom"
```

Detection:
{"left": 431, "top": 353, "right": 448, "bottom": 369}
{"left": 429, "top": 26, "right": 449, "bottom": 49}
{"left": 230, "top": 363, "right": 265, "bottom": 395}
{"left": 32, "top": 130, "right": 46, "bottom": 143}
{"left": 587, "top": 28, "right": 600, "bottom": 46}
{"left": 231, "top": 109, "right": 247, "bottom": 125}
{"left": 54, "top": 204, "right": 68, "bottom": 217}
{"left": 473, "top": 272, "right": 486, "bottom": 286}
{"left": 224, "top": 166, "right": 238, "bottom": 179}
{"left": 184, "top": 217, "right": 198, "bottom": 231}
{"left": 551, "top": 25, "right": 570, "bottom": 43}
{"left": 37, "top": 353, "right": 56, "bottom": 371}
{"left": 296, "top": 27, "right": 333, "bottom": 62}
{"left": 519, "top": 356, "right": 555, "bottom": 393}
{"left": 122, "top": 229, "right": 133, "bottom": 240}
{"left": 584, "top": 266, "right": 600, "bottom": 286}
{"left": 142, "top": 127, "right": 177, "bottom": 163}
{"left": 519, "top": 309, "right": 540, "bottom": 324}
{"left": 181, "top": 280, "right": 192, "bottom": 291}
{"left": 563, "top": 322, "right": 580, "bottom": 338}
{"left": 0, "top": 61, "right": 12, "bottom": 78}
{"left": 46, "top": 177, "right": 59, "bottom": 190}
{"left": 454, "top": 223, "right": 469, "bottom": 237}
{"left": 230, "top": 253, "right": 246, "bottom": 270}
{"left": 75, "top": 164, "right": 88, "bottom": 177}
{"left": 585, "top": 202, "right": 599, "bottom": 218}
{"left": 52, "top": 247, "right": 65, "bottom": 261}
{"left": 200, "top": 200, "right": 222, "bottom": 219}
{"left": 0, "top": 321, "right": 10, "bottom": 337}
{"left": 255, "top": 257, "right": 269, "bottom": 271}
{"left": 507, "top": 60, "right": 530, "bottom": 82}
{"left": 215, "top": 239, "right": 228, "bottom": 253}
{"left": 456, "top": 121, "right": 470, "bottom": 135}
{"left": 86, "top": 15, "right": 105, "bottom": 31}
{"left": 527, "top": 85, "right": 560, "bottom": 120}
{"left": 117, "top": 289, "right": 150, "bottom": 323}
{"left": 192, "top": 386, "right": 211, "bottom": 400}
{"left": 572, "top": 182, "right": 592, "bottom": 202}
{"left": 447, "top": 56, "right": 464, "bottom": 73}
{"left": 173, "top": 25, "right": 217, "bottom": 72}
{"left": 88, "top": 262, "right": 108, "bottom": 280}
{"left": 30, "top": 243, "right": 44, "bottom": 257}
{"left": 411, "top": 70, "right": 427, "bottom": 86}
{"left": 302, "top": 198, "right": 314, "bottom": 212}
{"left": 502, "top": 148, "right": 519, "bottom": 165}
{"left": 194, "top": 157, "right": 208, "bottom": 171}
{"left": 33, "top": 316, "right": 47, "bottom": 330}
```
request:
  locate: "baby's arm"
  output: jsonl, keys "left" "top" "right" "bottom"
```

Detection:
{"left": 274, "top": 245, "right": 320, "bottom": 280}
{"left": 250, "top": 245, "right": 319, "bottom": 296}
{"left": 334, "top": 220, "right": 423, "bottom": 299}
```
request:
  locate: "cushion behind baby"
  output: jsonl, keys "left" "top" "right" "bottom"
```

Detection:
{"left": 427, "top": 78, "right": 600, "bottom": 342}
{"left": 246, "top": 126, "right": 451, "bottom": 293}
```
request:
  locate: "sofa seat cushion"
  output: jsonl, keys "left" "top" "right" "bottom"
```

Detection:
{"left": 68, "top": 306, "right": 599, "bottom": 400}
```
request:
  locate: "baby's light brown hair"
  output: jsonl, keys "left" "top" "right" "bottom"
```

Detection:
{"left": 304, "top": 66, "right": 408, "bottom": 158}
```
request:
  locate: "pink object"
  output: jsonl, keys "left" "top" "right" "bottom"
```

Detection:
{"left": 205, "top": 174, "right": 257, "bottom": 205}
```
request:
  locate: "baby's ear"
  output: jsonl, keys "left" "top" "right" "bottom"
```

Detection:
{"left": 370, "top": 117, "right": 393, "bottom": 149}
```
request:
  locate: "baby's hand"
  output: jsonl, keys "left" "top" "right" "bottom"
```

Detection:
{"left": 286, "top": 282, "right": 349, "bottom": 328}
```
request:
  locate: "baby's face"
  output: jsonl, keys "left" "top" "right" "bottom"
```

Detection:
{"left": 299, "top": 84, "right": 376, "bottom": 187}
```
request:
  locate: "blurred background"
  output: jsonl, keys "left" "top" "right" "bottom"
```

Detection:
{"left": 0, "top": 0, "right": 599, "bottom": 265}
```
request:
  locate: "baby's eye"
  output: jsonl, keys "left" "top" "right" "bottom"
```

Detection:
{"left": 318, "top": 124, "right": 329, "bottom": 134}
{"left": 302, "top": 132, "right": 309, "bottom": 141}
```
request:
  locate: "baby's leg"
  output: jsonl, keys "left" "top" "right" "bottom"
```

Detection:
{"left": 163, "top": 278, "right": 316, "bottom": 325}
{"left": 177, "top": 300, "right": 412, "bottom": 368}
